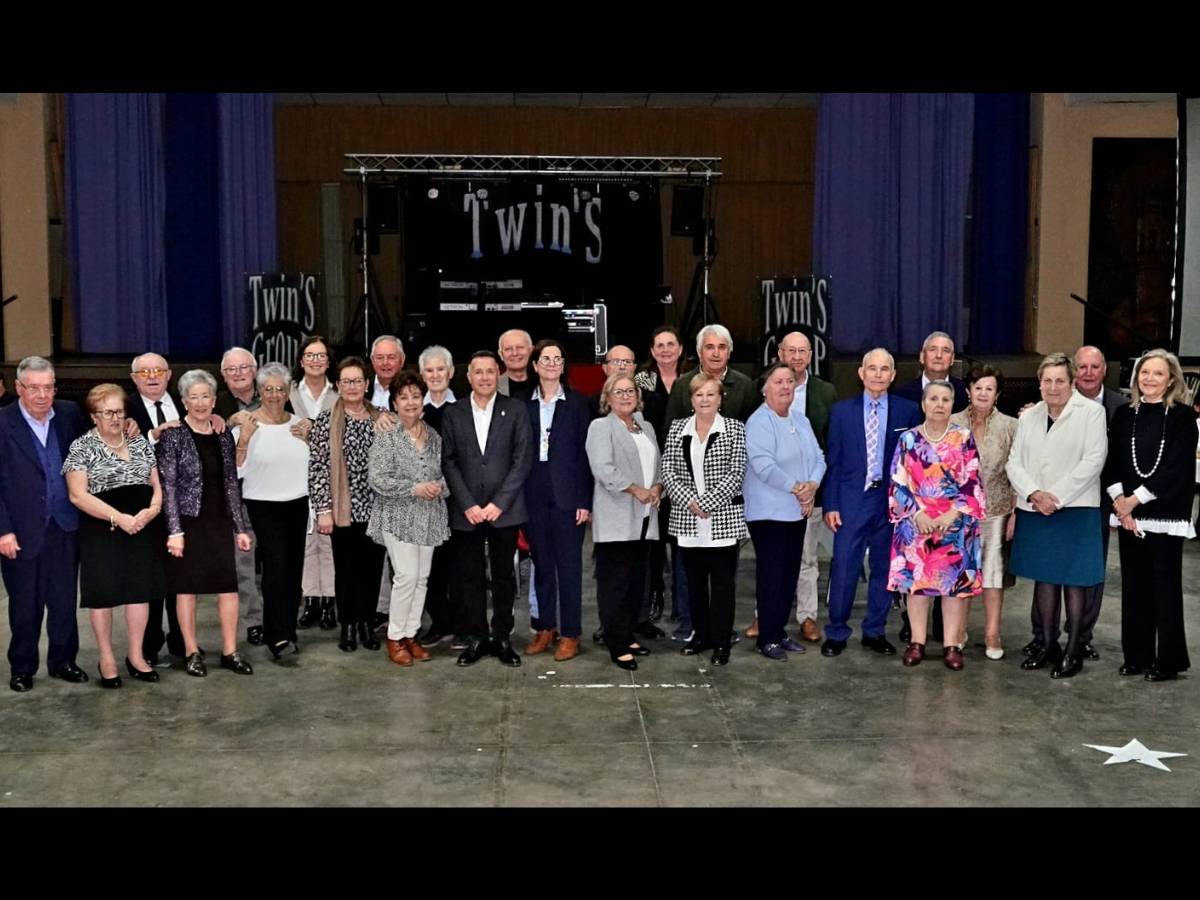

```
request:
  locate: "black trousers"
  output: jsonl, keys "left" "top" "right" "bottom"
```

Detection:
{"left": 330, "top": 521, "right": 386, "bottom": 626}
{"left": 423, "top": 542, "right": 453, "bottom": 633}
{"left": 450, "top": 524, "right": 519, "bottom": 641}
{"left": 595, "top": 520, "right": 651, "bottom": 655}
{"left": 245, "top": 497, "right": 309, "bottom": 645}
{"left": 1118, "top": 529, "right": 1191, "bottom": 673}
{"left": 748, "top": 520, "right": 806, "bottom": 648}
{"left": 2, "top": 522, "right": 79, "bottom": 676}
{"left": 679, "top": 544, "right": 739, "bottom": 649}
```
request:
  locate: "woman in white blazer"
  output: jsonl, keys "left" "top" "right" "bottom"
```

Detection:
{"left": 586, "top": 374, "right": 663, "bottom": 671}
{"left": 1005, "top": 352, "right": 1108, "bottom": 678}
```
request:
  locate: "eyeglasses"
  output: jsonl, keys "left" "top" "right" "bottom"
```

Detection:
{"left": 223, "top": 364, "right": 255, "bottom": 375}
{"left": 261, "top": 385, "right": 288, "bottom": 395}
{"left": 607, "top": 359, "right": 635, "bottom": 369}
{"left": 96, "top": 409, "right": 125, "bottom": 420}
{"left": 19, "top": 382, "right": 56, "bottom": 396}
{"left": 538, "top": 356, "right": 564, "bottom": 366}
{"left": 611, "top": 388, "right": 638, "bottom": 398}
{"left": 302, "top": 352, "right": 328, "bottom": 361}
{"left": 780, "top": 347, "right": 812, "bottom": 356}
{"left": 339, "top": 378, "right": 366, "bottom": 387}
{"left": 133, "top": 368, "right": 169, "bottom": 379}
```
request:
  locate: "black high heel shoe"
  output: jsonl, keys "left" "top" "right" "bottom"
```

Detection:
{"left": 125, "top": 658, "right": 159, "bottom": 683}
{"left": 628, "top": 643, "right": 651, "bottom": 657}
{"left": 609, "top": 649, "right": 638, "bottom": 671}
{"left": 267, "top": 640, "right": 291, "bottom": 660}
{"left": 357, "top": 621, "right": 380, "bottom": 651}
{"left": 97, "top": 665, "right": 122, "bottom": 689}
{"left": 338, "top": 623, "right": 358, "bottom": 652}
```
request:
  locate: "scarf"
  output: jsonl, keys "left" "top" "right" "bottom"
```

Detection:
{"left": 328, "top": 397, "right": 381, "bottom": 527}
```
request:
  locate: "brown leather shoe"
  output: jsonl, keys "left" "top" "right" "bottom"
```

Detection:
{"left": 405, "top": 637, "right": 432, "bottom": 662}
{"left": 943, "top": 646, "right": 964, "bottom": 671}
{"left": 800, "top": 618, "right": 822, "bottom": 642}
{"left": 553, "top": 637, "right": 580, "bottom": 662}
{"left": 526, "top": 629, "right": 557, "bottom": 655}
{"left": 902, "top": 642, "right": 925, "bottom": 667}
{"left": 744, "top": 618, "right": 759, "bottom": 638}
{"left": 386, "top": 638, "right": 414, "bottom": 667}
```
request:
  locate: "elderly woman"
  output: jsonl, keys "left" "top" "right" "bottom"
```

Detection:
{"left": 157, "top": 369, "right": 254, "bottom": 677}
{"left": 234, "top": 363, "right": 310, "bottom": 660}
{"left": 661, "top": 372, "right": 748, "bottom": 666}
{"left": 888, "top": 382, "right": 986, "bottom": 670}
{"left": 1006, "top": 352, "right": 1107, "bottom": 678}
{"left": 1105, "top": 349, "right": 1195, "bottom": 681}
{"left": 367, "top": 371, "right": 450, "bottom": 666}
{"left": 290, "top": 335, "right": 338, "bottom": 631}
{"left": 63, "top": 384, "right": 165, "bottom": 687}
{"left": 309, "top": 356, "right": 386, "bottom": 653}
{"left": 949, "top": 365, "right": 1018, "bottom": 659}
{"left": 744, "top": 363, "right": 826, "bottom": 661}
{"left": 586, "top": 374, "right": 663, "bottom": 670}
{"left": 523, "top": 339, "right": 592, "bottom": 663}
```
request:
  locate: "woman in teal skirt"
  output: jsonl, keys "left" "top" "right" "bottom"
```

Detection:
{"left": 1005, "top": 352, "right": 1108, "bottom": 678}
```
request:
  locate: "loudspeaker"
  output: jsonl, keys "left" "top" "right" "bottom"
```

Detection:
{"left": 670, "top": 185, "right": 705, "bottom": 237}
{"left": 367, "top": 183, "right": 400, "bottom": 234}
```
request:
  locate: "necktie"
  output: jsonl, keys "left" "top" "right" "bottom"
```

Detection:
{"left": 865, "top": 400, "right": 879, "bottom": 489}
{"left": 154, "top": 401, "right": 166, "bottom": 426}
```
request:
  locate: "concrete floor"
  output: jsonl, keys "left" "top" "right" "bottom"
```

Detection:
{"left": 2, "top": 537, "right": 1198, "bottom": 807}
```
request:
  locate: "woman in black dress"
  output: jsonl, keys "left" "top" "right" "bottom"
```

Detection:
{"left": 63, "top": 384, "right": 165, "bottom": 688}
{"left": 157, "top": 369, "right": 254, "bottom": 678}
{"left": 1105, "top": 349, "right": 1196, "bottom": 681}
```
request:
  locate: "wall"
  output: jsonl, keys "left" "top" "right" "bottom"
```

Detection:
{"left": 1032, "top": 92, "right": 1177, "bottom": 354}
{"left": 274, "top": 104, "right": 817, "bottom": 357}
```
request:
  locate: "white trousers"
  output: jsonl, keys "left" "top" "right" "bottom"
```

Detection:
{"left": 382, "top": 535, "right": 434, "bottom": 640}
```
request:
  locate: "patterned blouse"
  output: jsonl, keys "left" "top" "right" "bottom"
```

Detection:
{"left": 365, "top": 425, "right": 450, "bottom": 548}
{"left": 308, "top": 411, "right": 376, "bottom": 523}
{"left": 62, "top": 430, "right": 157, "bottom": 493}
{"left": 949, "top": 407, "right": 1017, "bottom": 518}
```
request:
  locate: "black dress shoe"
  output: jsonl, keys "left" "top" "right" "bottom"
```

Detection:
{"left": 1119, "top": 663, "right": 1146, "bottom": 676}
{"left": 370, "top": 611, "right": 389, "bottom": 634}
{"left": 861, "top": 634, "right": 897, "bottom": 655}
{"left": 97, "top": 665, "right": 122, "bottom": 689}
{"left": 246, "top": 626, "right": 264, "bottom": 646}
{"left": 633, "top": 621, "right": 666, "bottom": 640}
{"left": 1081, "top": 642, "right": 1100, "bottom": 661}
{"left": 648, "top": 590, "right": 665, "bottom": 623}
{"left": 48, "top": 662, "right": 89, "bottom": 683}
{"left": 1050, "top": 654, "right": 1083, "bottom": 679}
{"left": 493, "top": 640, "right": 522, "bottom": 667}
{"left": 319, "top": 597, "right": 338, "bottom": 630}
{"left": 267, "top": 640, "right": 291, "bottom": 660}
{"left": 457, "top": 638, "right": 491, "bottom": 667}
{"left": 418, "top": 628, "right": 449, "bottom": 647}
{"left": 185, "top": 653, "right": 207, "bottom": 677}
{"left": 219, "top": 651, "right": 254, "bottom": 675}
{"left": 710, "top": 647, "right": 731, "bottom": 666}
{"left": 125, "top": 659, "right": 160, "bottom": 683}
{"left": 338, "top": 624, "right": 358, "bottom": 652}
{"left": 898, "top": 611, "right": 912, "bottom": 644}
{"left": 1021, "top": 644, "right": 1061, "bottom": 670}
{"left": 680, "top": 637, "right": 712, "bottom": 656}
{"left": 627, "top": 644, "right": 652, "bottom": 657}
{"left": 820, "top": 638, "right": 847, "bottom": 657}
{"left": 1021, "top": 637, "right": 1044, "bottom": 656}
{"left": 9, "top": 673, "right": 33, "bottom": 692}
{"left": 1145, "top": 667, "right": 1179, "bottom": 682}
{"left": 357, "top": 621, "right": 381, "bottom": 651}
{"left": 297, "top": 597, "right": 320, "bottom": 629}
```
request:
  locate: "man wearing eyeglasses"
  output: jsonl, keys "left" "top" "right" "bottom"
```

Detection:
{"left": 587, "top": 345, "right": 638, "bottom": 420}
{"left": 0, "top": 356, "right": 89, "bottom": 692}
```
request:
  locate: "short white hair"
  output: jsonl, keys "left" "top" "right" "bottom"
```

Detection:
{"left": 178, "top": 369, "right": 218, "bottom": 397}
{"left": 371, "top": 335, "right": 404, "bottom": 357}
{"left": 131, "top": 352, "right": 169, "bottom": 372}
{"left": 419, "top": 345, "right": 454, "bottom": 370}
{"left": 220, "top": 347, "right": 256, "bottom": 370}
{"left": 860, "top": 347, "right": 895, "bottom": 369}
{"left": 921, "top": 331, "right": 954, "bottom": 353}
{"left": 256, "top": 362, "right": 292, "bottom": 392}
{"left": 498, "top": 329, "right": 532, "bottom": 350}
{"left": 695, "top": 324, "right": 733, "bottom": 355}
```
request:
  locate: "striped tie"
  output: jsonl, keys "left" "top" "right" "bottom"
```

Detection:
{"left": 865, "top": 399, "right": 880, "bottom": 489}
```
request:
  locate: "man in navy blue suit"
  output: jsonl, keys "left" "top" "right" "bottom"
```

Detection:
{"left": 0, "top": 356, "right": 89, "bottom": 692}
{"left": 821, "top": 348, "right": 922, "bottom": 657}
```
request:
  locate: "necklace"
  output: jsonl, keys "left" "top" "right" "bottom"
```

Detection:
{"left": 922, "top": 422, "right": 951, "bottom": 443}
{"left": 1130, "top": 402, "right": 1168, "bottom": 479}
{"left": 185, "top": 416, "right": 213, "bottom": 434}
{"left": 99, "top": 430, "right": 126, "bottom": 450}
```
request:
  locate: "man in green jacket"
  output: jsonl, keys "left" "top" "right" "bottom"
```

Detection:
{"left": 664, "top": 323, "right": 758, "bottom": 426}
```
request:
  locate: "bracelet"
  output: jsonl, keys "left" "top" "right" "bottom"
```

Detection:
{"left": 109, "top": 513, "right": 116, "bottom": 531}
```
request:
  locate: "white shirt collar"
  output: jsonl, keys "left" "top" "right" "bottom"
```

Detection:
{"left": 471, "top": 391, "right": 497, "bottom": 413}
{"left": 683, "top": 413, "right": 726, "bottom": 439}
{"left": 424, "top": 388, "right": 456, "bottom": 407}
{"left": 532, "top": 383, "right": 566, "bottom": 403}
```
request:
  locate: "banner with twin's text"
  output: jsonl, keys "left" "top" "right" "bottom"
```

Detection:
{"left": 759, "top": 275, "right": 833, "bottom": 377}
{"left": 246, "top": 273, "right": 321, "bottom": 372}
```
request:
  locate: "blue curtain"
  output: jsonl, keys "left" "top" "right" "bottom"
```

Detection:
{"left": 216, "top": 92, "right": 278, "bottom": 351}
{"left": 813, "top": 93, "right": 975, "bottom": 354}
{"left": 65, "top": 93, "right": 169, "bottom": 354}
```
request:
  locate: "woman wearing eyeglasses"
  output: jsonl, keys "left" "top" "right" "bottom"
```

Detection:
{"left": 290, "top": 335, "right": 339, "bottom": 631}
{"left": 63, "top": 384, "right": 165, "bottom": 688}
{"left": 522, "top": 339, "right": 593, "bottom": 662}
{"left": 308, "top": 357, "right": 386, "bottom": 653}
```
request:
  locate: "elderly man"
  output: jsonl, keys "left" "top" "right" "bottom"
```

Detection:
{"left": 664, "top": 324, "right": 758, "bottom": 425}
{"left": 497, "top": 329, "right": 536, "bottom": 402}
{"left": 368, "top": 334, "right": 406, "bottom": 411}
{"left": 1023, "top": 345, "right": 1128, "bottom": 661}
{"left": 440, "top": 351, "right": 533, "bottom": 667}
{"left": 892, "top": 331, "right": 969, "bottom": 413}
{"left": 587, "top": 345, "right": 638, "bottom": 420}
{"left": 0, "top": 356, "right": 89, "bottom": 691}
{"left": 821, "top": 348, "right": 922, "bottom": 658}
{"left": 745, "top": 329, "right": 838, "bottom": 643}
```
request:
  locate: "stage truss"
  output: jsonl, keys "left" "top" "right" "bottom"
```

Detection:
{"left": 343, "top": 153, "right": 722, "bottom": 179}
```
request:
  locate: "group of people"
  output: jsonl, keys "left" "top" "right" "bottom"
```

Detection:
{"left": 0, "top": 323, "right": 1193, "bottom": 692}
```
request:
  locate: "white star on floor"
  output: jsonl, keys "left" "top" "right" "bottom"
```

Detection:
{"left": 1082, "top": 739, "right": 1188, "bottom": 772}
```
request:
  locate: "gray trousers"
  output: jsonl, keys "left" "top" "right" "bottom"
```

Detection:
{"left": 236, "top": 501, "right": 263, "bottom": 628}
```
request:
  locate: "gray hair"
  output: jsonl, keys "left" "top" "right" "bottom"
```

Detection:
{"left": 370, "top": 334, "right": 404, "bottom": 357}
{"left": 1036, "top": 352, "right": 1075, "bottom": 382}
{"left": 921, "top": 380, "right": 955, "bottom": 402}
{"left": 921, "top": 331, "right": 955, "bottom": 353}
{"left": 131, "top": 352, "right": 168, "bottom": 372}
{"left": 220, "top": 347, "right": 256, "bottom": 370}
{"left": 256, "top": 362, "right": 292, "bottom": 392}
{"left": 16, "top": 355, "right": 54, "bottom": 381}
{"left": 418, "top": 344, "right": 454, "bottom": 370}
{"left": 860, "top": 347, "right": 895, "bottom": 369}
{"left": 178, "top": 369, "right": 218, "bottom": 397}
{"left": 498, "top": 329, "right": 532, "bottom": 350}
{"left": 695, "top": 324, "right": 733, "bottom": 355}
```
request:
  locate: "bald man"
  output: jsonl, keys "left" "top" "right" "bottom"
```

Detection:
{"left": 497, "top": 329, "right": 535, "bottom": 402}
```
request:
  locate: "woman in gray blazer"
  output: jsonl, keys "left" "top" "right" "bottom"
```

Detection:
{"left": 586, "top": 374, "right": 663, "bottom": 671}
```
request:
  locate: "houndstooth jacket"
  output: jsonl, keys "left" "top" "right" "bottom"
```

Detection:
{"left": 661, "top": 414, "right": 749, "bottom": 542}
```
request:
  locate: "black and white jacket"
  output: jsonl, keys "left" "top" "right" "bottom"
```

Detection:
{"left": 661, "top": 414, "right": 749, "bottom": 543}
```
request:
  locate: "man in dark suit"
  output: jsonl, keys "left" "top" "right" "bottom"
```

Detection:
{"left": 891, "top": 331, "right": 969, "bottom": 412}
{"left": 0, "top": 356, "right": 89, "bottom": 692}
{"left": 821, "top": 348, "right": 922, "bottom": 658}
{"left": 441, "top": 350, "right": 534, "bottom": 667}
{"left": 1025, "top": 345, "right": 1129, "bottom": 659}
